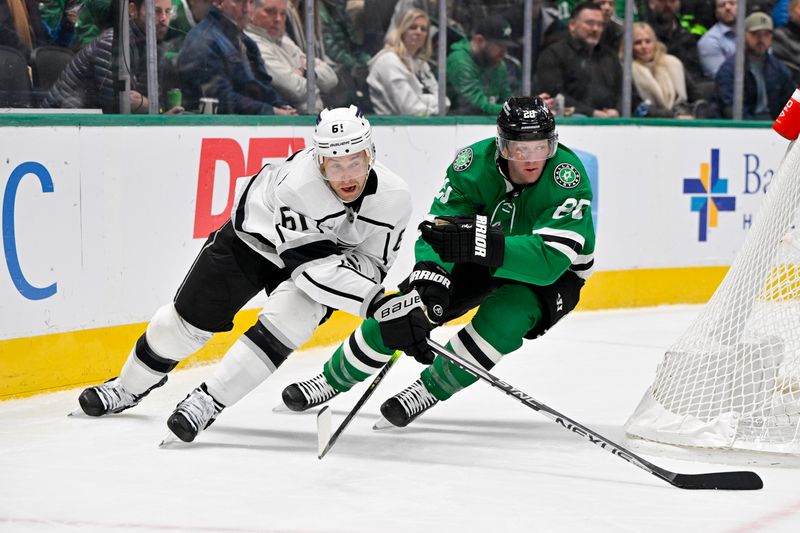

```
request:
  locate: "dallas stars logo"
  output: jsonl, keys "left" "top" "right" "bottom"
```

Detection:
{"left": 554, "top": 163, "right": 580, "bottom": 188}
{"left": 453, "top": 147, "right": 473, "bottom": 171}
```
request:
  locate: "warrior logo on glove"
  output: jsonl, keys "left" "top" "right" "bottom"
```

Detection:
{"left": 474, "top": 215, "right": 488, "bottom": 258}
{"left": 420, "top": 215, "right": 505, "bottom": 268}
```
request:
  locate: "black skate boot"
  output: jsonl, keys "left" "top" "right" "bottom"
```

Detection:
{"left": 78, "top": 376, "right": 168, "bottom": 416}
{"left": 166, "top": 383, "right": 224, "bottom": 443}
{"left": 282, "top": 373, "right": 340, "bottom": 412}
{"left": 378, "top": 380, "right": 439, "bottom": 428}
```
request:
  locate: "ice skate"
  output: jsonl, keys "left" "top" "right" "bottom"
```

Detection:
{"left": 281, "top": 373, "right": 341, "bottom": 412}
{"left": 77, "top": 376, "right": 167, "bottom": 417}
{"left": 376, "top": 379, "right": 439, "bottom": 428}
{"left": 166, "top": 383, "right": 224, "bottom": 443}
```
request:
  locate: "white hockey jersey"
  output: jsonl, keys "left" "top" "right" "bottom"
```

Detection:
{"left": 232, "top": 148, "right": 412, "bottom": 318}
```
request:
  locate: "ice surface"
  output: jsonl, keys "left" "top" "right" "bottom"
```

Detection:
{"left": 1, "top": 306, "right": 799, "bottom": 533}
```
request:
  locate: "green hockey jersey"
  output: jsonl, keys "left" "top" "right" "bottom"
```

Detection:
{"left": 416, "top": 137, "right": 595, "bottom": 286}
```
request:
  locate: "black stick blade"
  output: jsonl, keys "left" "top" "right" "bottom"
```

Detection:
{"left": 668, "top": 471, "right": 763, "bottom": 490}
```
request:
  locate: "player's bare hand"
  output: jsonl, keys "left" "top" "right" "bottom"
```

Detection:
{"left": 273, "top": 105, "right": 297, "bottom": 116}
{"left": 130, "top": 91, "right": 148, "bottom": 113}
{"left": 538, "top": 92, "right": 555, "bottom": 112}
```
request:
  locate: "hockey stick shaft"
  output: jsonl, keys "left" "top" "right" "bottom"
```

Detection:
{"left": 318, "top": 351, "right": 401, "bottom": 459}
{"left": 427, "top": 339, "right": 762, "bottom": 490}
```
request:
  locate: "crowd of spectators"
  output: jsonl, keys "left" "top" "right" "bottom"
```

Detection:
{"left": 0, "top": 0, "right": 797, "bottom": 118}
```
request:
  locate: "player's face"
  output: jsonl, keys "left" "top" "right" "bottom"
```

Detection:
{"left": 507, "top": 157, "right": 546, "bottom": 185}
{"left": 504, "top": 139, "right": 550, "bottom": 161}
{"left": 322, "top": 152, "right": 370, "bottom": 202}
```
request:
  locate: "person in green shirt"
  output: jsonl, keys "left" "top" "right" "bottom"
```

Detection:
{"left": 446, "top": 14, "right": 515, "bottom": 115}
{"left": 282, "top": 96, "right": 596, "bottom": 428}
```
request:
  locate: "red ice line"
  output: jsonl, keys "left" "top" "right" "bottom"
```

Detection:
{"left": 722, "top": 498, "right": 800, "bottom": 533}
{"left": 0, "top": 517, "right": 328, "bottom": 533}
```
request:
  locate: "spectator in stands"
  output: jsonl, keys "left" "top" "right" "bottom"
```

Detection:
{"left": 679, "top": 0, "right": 715, "bottom": 36}
{"left": 178, "top": 0, "right": 296, "bottom": 114}
{"left": 446, "top": 14, "right": 514, "bottom": 115}
{"left": 594, "top": 0, "right": 623, "bottom": 51}
{"left": 246, "top": 0, "right": 337, "bottom": 113}
{"left": 716, "top": 12, "right": 794, "bottom": 119}
{"left": 449, "top": 0, "right": 518, "bottom": 37}
{"left": 42, "top": 0, "right": 182, "bottom": 113}
{"left": 74, "top": 0, "right": 113, "bottom": 47}
{"left": 367, "top": 8, "right": 447, "bottom": 116}
{"left": 697, "top": 0, "right": 737, "bottom": 78}
{"left": 75, "top": 0, "right": 199, "bottom": 48}
{"left": 629, "top": 21, "right": 693, "bottom": 118}
{"left": 319, "top": 0, "right": 371, "bottom": 110}
{"left": 162, "top": 0, "right": 215, "bottom": 63}
{"left": 38, "top": 0, "right": 79, "bottom": 48}
{"left": 534, "top": 2, "right": 622, "bottom": 117}
{"left": 773, "top": 0, "right": 800, "bottom": 84}
{"left": 645, "top": 0, "right": 704, "bottom": 82}
{"left": 502, "top": 0, "right": 566, "bottom": 77}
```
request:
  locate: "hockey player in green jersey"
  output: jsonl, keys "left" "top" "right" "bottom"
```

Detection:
{"left": 283, "top": 96, "right": 595, "bottom": 428}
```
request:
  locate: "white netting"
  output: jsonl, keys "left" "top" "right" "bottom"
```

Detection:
{"left": 626, "top": 141, "right": 800, "bottom": 457}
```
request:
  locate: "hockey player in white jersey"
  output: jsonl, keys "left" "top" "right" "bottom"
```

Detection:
{"left": 76, "top": 105, "right": 431, "bottom": 442}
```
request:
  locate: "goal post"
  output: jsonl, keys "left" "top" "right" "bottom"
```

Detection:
{"left": 625, "top": 140, "right": 800, "bottom": 462}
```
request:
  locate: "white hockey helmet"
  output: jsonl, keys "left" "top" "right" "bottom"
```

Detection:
{"left": 313, "top": 105, "right": 376, "bottom": 172}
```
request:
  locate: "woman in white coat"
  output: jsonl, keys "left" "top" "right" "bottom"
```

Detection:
{"left": 367, "top": 8, "right": 449, "bottom": 116}
{"left": 628, "top": 22, "right": 693, "bottom": 118}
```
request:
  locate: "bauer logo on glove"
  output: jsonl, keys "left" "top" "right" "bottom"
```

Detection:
{"left": 420, "top": 215, "right": 505, "bottom": 268}
{"left": 375, "top": 292, "right": 422, "bottom": 321}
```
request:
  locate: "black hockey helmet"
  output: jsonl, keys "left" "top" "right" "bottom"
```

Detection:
{"left": 496, "top": 96, "right": 558, "bottom": 161}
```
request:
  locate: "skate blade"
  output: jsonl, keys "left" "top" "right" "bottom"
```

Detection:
{"left": 272, "top": 402, "right": 320, "bottom": 414}
{"left": 372, "top": 416, "right": 397, "bottom": 431}
{"left": 272, "top": 402, "right": 293, "bottom": 413}
{"left": 67, "top": 408, "right": 88, "bottom": 417}
{"left": 158, "top": 432, "right": 182, "bottom": 448}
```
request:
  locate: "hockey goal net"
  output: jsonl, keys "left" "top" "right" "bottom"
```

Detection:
{"left": 626, "top": 140, "right": 800, "bottom": 461}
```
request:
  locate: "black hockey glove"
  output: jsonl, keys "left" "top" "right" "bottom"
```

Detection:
{"left": 419, "top": 215, "right": 505, "bottom": 268}
{"left": 400, "top": 261, "right": 452, "bottom": 324}
{"left": 369, "top": 290, "right": 434, "bottom": 364}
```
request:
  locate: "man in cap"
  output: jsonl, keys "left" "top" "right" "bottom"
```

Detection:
{"left": 446, "top": 14, "right": 517, "bottom": 115}
{"left": 715, "top": 12, "right": 794, "bottom": 119}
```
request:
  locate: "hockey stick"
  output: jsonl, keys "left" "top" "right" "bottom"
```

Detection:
{"left": 317, "top": 351, "right": 401, "bottom": 459}
{"left": 427, "top": 339, "right": 763, "bottom": 490}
